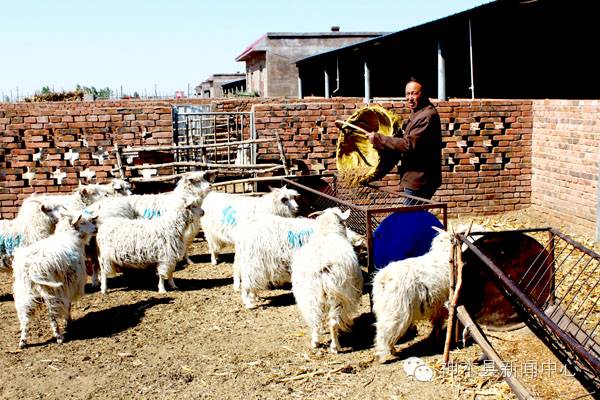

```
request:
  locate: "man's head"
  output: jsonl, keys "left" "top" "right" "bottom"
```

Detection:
{"left": 405, "top": 78, "right": 426, "bottom": 112}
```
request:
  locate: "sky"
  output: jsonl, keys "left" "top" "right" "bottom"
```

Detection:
{"left": 0, "top": 0, "right": 490, "bottom": 100}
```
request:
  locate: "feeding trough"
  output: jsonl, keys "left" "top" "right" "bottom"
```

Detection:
{"left": 457, "top": 228, "right": 600, "bottom": 396}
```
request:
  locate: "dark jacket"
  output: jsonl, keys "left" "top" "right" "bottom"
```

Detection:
{"left": 377, "top": 103, "right": 442, "bottom": 192}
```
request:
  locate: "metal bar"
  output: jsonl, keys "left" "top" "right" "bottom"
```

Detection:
{"left": 460, "top": 235, "right": 600, "bottom": 379}
{"left": 120, "top": 138, "right": 278, "bottom": 153}
{"left": 177, "top": 112, "right": 251, "bottom": 116}
{"left": 550, "top": 228, "right": 600, "bottom": 260}
{"left": 547, "top": 251, "right": 592, "bottom": 322}
{"left": 211, "top": 176, "right": 293, "bottom": 187}
{"left": 282, "top": 178, "right": 368, "bottom": 211}
{"left": 126, "top": 162, "right": 282, "bottom": 170}
{"left": 569, "top": 278, "right": 600, "bottom": 338}
{"left": 518, "top": 231, "right": 556, "bottom": 287}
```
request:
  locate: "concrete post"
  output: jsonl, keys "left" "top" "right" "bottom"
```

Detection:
{"left": 469, "top": 18, "right": 475, "bottom": 99}
{"left": 324, "top": 68, "right": 330, "bottom": 98}
{"left": 364, "top": 61, "right": 370, "bottom": 103}
{"left": 437, "top": 42, "right": 446, "bottom": 100}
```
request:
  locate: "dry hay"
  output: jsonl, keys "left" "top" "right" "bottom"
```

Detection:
{"left": 335, "top": 105, "right": 401, "bottom": 187}
{"left": 337, "top": 166, "right": 373, "bottom": 188}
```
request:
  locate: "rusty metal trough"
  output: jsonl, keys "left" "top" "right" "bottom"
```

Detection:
{"left": 458, "top": 228, "right": 600, "bottom": 396}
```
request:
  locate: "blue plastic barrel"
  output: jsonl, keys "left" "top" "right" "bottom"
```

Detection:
{"left": 373, "top": 210, "right": 444, "bottom": 270}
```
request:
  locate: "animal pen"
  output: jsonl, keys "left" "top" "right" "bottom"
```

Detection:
{"left": 448, "top": 228, "right": 600, "bottom": 399}
{"left": 112, "top": 109, "right": 289, "bottom": 185}
{"left": 109, "top": 106, "right": 599, "bottom": 399}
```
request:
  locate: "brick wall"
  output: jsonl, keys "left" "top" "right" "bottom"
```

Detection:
{"left": 253, "top": 99, "right": 533, "bottom": 217}
{"left": 4, "top": 98, "right": 596, "bottom": 237}
{"left": 0, "top": 101, "right": 174, "bottom": 217}
{"left": 532, "top": 100, "right": 600, "bottom": 236}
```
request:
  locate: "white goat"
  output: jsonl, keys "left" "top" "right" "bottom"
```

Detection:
{"left": 96, "top": 196, "right": 205, "bottom": 294}
{"left": 372, "top": 225, "right": 453, "bottom": 362}
{"left": 0, "top": 198, "right": 64, "bottom": 271}
{"left": 92, "top": 171, "right": 214, "bottom": 265}
{"left": 34, "top": 184, "right": 117, "bottom": 214}
{"left": 233, "top": 208, "right": 364, "bottom": 309}
{"left": 85, "top": 178, "right": 132, "bottom": 196}
{"left": 291, "top": 208, "right": 363, "bottom": 353}
{"left": 201, "top": 186, "right": 300, "bottom": 265}
{"left": 12, "top": 208, "right": 98, "bottom": 348}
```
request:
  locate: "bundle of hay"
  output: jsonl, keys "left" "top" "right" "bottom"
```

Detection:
{"left": 335, "top": 105, "right": 402, "bottom": 187}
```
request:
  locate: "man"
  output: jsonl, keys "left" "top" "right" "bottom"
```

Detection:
{"left": 366, "top": 78, "right": 442, "bottom": 202}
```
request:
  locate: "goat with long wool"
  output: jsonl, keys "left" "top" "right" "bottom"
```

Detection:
{"left": 372, "top": 225, "right": 456, "bottom": 362}
{"left": 0, "top": 197, "right": 67, "bottom": 271}
{"left": 12, "top": 207, "right": 98, "bottom": 348}
{"left": 232, "top": 207, "right": 364, "bottom": 309}
{"left": 200, "top": 186, "right": 300, "bottom": 265}
{"left": 91, "top": 171, "right": 213, "bottom": 264}
{"left": 95, "top": 196, "right": 206, "bottom": 293}
{"left": 291, "top": 208, "right": 363, "bottom": 353}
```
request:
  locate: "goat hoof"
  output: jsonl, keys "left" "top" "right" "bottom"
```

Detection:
{"left": 56, "top": 335, "right": 64, "bottom": 344}
{"left": 244, "top": 302, "right": 258, "bottom": 309}
{"left": 18, "top": 341, "right": 27, "bottom": 349}
{"left": 329, "top": 346, "right": 339, "bottom": 354}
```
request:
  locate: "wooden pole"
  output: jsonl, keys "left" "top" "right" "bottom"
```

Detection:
{"left": 113, "top": 144, "right": 125, "bottom": 179}
{"left": 456, "top": 306, "right": 535, "bottom": 400}
{"left": 443, "top": 239, "right": 461, "bottom": 364}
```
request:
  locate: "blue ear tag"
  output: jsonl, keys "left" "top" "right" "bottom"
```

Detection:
{"left": 221, "top": 206, "right": 237, "bottom": 226}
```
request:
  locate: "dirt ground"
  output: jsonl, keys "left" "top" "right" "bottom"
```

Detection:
{"left": 0, "top": 207, "right": 593, "bottom": 400}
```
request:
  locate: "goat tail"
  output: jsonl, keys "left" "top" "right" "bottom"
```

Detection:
{"left": 31, "top": 275, "right": 63, "bottom": 288}
{"left": 321, "top": 268, "right": 358, "bottom": 333}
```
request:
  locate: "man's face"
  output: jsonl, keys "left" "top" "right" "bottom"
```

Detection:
{"left": 405, "top": 82, "right": 423, "bottom": 112}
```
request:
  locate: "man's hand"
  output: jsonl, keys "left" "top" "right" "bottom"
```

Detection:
{"left": 366, "top": 132, "right": 385, "bottom": 150}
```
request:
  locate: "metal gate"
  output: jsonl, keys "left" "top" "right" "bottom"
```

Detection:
{"left": 111, "top": 106, "right": 287, "bottom": 186}
{"left": 172, "top": 106, "right": 256, "bottom": 176}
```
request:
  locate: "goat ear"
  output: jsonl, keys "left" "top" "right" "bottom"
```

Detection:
{"left": 204, "top": 170, "right": 217, "bottom": 183}
{"left": 432, "top": 226, "right": 445, "bottom": 235}
{"left": 308, "top": 210, "right": 323, "bottom": 218}
{"left": 268, "top": 185, "right": 275, "bottom": 192}
{"left": 71, "top": 213, "right": 83, "bottom": 227}
{"left": 340, "top": 209, "right": 351, "bottom": 221}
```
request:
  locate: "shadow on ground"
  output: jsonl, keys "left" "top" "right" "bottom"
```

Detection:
{"left": 0, "top": 292, "right": 13, "bottom": 302}
{"left": 263, "top": 292, "right": 296, "bottom": 308}
{"left": 182, "top": 252, "right": 234, "bottom": 267}
{"left": 87, "top": 270, "right": 232, "bottom": 293}
{"left": 69, "top": 297, "right": 173, "bottom": 341}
